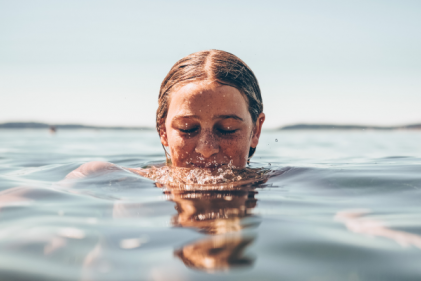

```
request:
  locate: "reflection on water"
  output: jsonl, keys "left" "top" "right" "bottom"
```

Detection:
{"left": 175, "top": 234, "right": 255, "bottom": 272}
{"left": 167, "top": 187, "right": 260, "bottom": 272}
{"left": 147, "top": 165, "right": 282, "bottom": 272}
{"left": 1, "top": 130, "right": 421, "bottom": 281}
{"left": 167, "top": 188, "right": 259, "bottom": 234}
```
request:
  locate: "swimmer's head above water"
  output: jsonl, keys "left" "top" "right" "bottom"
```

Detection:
{"left": 156, "top": 50, "right": 265, "bottom": 169}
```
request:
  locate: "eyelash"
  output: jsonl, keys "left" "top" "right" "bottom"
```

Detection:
{"left": 179, "top": 128, "right": 198, "bottom": 134}
{"left": 218, "top": 129, "right": 238, "bottom": 135}
{"left": 179, "top": 128, "right": 237, "bottom": 135}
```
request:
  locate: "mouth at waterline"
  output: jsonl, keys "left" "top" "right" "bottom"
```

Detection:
{"left": 185, "top": 162, "right": 235, "bottom": 169}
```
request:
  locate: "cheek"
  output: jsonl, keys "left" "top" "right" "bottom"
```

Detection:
{"left": 220, "top": 134, "right": 251, "bottom": 160}
{"left": 167, "top": 132, "right": 196, "bottom": 160}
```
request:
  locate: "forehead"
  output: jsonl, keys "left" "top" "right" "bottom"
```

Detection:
{"left": 167, "top": 82, "right": 250, "bottom": 117}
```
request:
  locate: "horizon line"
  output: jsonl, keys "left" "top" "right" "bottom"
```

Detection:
{"left": 1, "top": 121, "right": 420, "bottom": 131}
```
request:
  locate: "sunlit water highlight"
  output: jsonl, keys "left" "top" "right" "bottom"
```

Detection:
{"left": 0, "top": 129, "right": 421, "bottom": 281}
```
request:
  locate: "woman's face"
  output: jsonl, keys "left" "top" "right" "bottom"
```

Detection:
{"left": 160, "top": 81, "right": 265, "bottom": 168}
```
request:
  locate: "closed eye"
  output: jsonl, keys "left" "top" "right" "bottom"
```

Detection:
{"left": 179, "top": 127, "right": 199, "bottom": 134}
{"left": 217, "top": 129, "right": 238, "bottom": 135}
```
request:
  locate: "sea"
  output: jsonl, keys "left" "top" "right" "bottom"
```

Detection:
{"left": 0, "top": 129, "right": 420, "bottom": 281}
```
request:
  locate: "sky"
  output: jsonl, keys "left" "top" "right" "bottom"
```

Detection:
{"left": 1, "top": 0, "right": 420, "bottom": 129}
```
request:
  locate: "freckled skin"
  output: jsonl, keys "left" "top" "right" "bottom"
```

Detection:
{"left": 160, "top": 82, "right": 265, "bottom": 168}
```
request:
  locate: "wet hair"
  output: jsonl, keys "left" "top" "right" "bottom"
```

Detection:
{"left": 157, "top": 50, "right": 263, "bottom": 129}
{"left": 156, "top": 49, "right": 263, "bottom": 159}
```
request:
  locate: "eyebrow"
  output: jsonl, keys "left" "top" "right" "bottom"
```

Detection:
{"left": 212, "top": 114, "right": 244, "bottom": 121}
{"left": 171, "top": 115, "right": 200, "bottom": 122}
{"left": 171, "top": 114, "right": 244, "bottom": 122}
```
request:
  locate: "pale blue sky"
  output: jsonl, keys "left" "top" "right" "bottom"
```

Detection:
{"left": 1, "top": 0, "right": 420, "bottom": 128}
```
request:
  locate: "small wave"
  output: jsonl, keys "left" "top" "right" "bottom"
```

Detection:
{"left": 143, "top": 162, "right": 288, "bottom": 190}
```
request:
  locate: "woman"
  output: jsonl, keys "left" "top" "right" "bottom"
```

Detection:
{"left": 67, "top": 49, "right": 265, "bottom": 180}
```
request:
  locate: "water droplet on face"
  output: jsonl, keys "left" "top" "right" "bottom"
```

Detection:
{"left": 275, "top": 139, "right": 278, "bottom": 142}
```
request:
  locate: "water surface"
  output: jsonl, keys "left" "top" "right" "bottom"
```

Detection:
{"left": 0, "top": 129, "right": 420, "bottom": 281}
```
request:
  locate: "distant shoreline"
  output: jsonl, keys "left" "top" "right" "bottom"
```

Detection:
{"left": 0, "top": 122, "right": 420, "bottom": 131}
{"left": 0, "top": 122, "right": 153, "bottom": 130}
{"left": 278, "top": 123, "right": 421, "bottom": 131}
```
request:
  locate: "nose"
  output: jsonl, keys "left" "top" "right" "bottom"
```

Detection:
{"left": 195, "top": 131, "right": 219, "bottom": 158}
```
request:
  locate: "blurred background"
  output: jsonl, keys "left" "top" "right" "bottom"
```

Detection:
{"left": 1, "top": 0, "right": 420, "bottom": 129}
